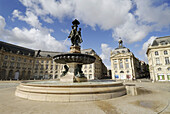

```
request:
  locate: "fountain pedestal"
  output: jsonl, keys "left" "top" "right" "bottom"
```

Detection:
{"left": 70, "top": 46, "right": 81, "bottom": 53}
{"left": 59, "top": 45, "right": 87, "bottom": 82}
{"left": 60, "top": 63, "right": 87, "bottom": 83}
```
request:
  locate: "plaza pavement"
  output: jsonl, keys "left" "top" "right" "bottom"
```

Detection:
{"left": 0, "top": 80, "right": 170, "bottom": 114}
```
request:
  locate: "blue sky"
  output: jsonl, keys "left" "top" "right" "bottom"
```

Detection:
{"left": 0, "top": 0, "right": 170, "bottom": 68}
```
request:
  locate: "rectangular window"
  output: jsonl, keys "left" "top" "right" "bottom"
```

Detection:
{"left": 40, "top": 65, "right": 43, "bottom": 70}
{"left": 24, "top": 58, "right": 26, "bottom": 62}
{"left": 126, "top": 59, "right": 128, "bottom": 62}
{"left": 18, "top": 57, "right": 21, "bottom": 61}
{"left": 36, "top": 60, "right": 39, "bottom": 63}
{"left": 46, "top": 65, "right": 48, "bottom": 70}
{"left": 120, "top": 62, "right": 123, "bottom": 68}
{"left": 89, "top": 74, "right": 92, "bottom": 79}
{"left": 126, "top": 63, "right": 129, "bottom": 68}
{"left": 165, "top": 57, "right": 170, "bottom": 64}
{"left": 164, "top": 50, "right": 168, "bottom": 55}
{"left": 10, "top": 62, "right": 14, "bottom": 67}
{"left": 114, "top": 64, "right": 117, "bottom": 69}
{"left": 51, "top": 65, "right": 53, "bottom": 70}
{"left": 3, "top": 61, "right": 7, "bottom": 66}
{"left": 114, "top": 60, "right": 117, "bottom": 63}
{"left": 41, "top": 60, "right": 44, "bottom": 63}
{"left": 11, "top": 56, "right": 15, "bottom": 60}
{"left": 36, "top": 64, "right": 38, "bottom": 69}
{"left": 56, "top": 65, "right": 58, "bottom": 69}
{"left": 17, "top": 63, "right": 20, "bottom": 67}
{"left": 156, "top": 58, "right": 160, "bottom": 65}
{"left": 4, "top": 55, "right": 8, "bottom": 59}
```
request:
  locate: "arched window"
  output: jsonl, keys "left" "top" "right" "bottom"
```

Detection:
{"left": 27, "top": 71, "right": 31, "bottom": 79}
{"left": 120, "top": 71, "right": 124, "bottom": 73}
{"left": 8, "top": 70, "right": 13, "bottom": 80}
{"left": 160, "top": 41, "right": 167, "bottom": 45}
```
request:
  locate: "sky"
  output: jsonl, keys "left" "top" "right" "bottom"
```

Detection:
{"left": 0, "top": 0, "right": 170, "bottom": 69}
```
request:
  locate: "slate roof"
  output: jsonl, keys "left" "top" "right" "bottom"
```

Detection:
{"left": 152, "top": 36, "right": 170, "bottom": 46}
{"left": 35, "top": 50, "right": 65, "bottom": 58}
{"left": 0, "top": 41, "right": 35, "bottom": 57}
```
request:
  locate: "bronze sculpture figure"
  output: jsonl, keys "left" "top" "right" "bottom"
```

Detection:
{"left": 68, "top": 19, "right": 83, "bottom": 46}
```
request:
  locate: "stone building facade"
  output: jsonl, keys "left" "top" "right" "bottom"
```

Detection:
{"left": 0, "top": 41, "right": 107, "bottom": 80}
{"left": 146, "top": 36, "right": 170, "bottom": 81}
{"left": 81, "top": 49, "right": 107, "bottom": 80}
{"left": 110, "top": 39, "right": 149, "bottom": 80}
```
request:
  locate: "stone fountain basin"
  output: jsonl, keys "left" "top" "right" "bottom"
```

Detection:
{"left": 15, "top": 80, "right": 126, "bottom": 102}
{"left": 53, "top": 53, "right": 96, "bottom": 64}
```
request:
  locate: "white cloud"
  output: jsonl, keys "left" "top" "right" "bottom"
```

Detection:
{"left": 100, "top": 43, "right": 112, "bottom": 69}
{"left": 112, "top": 13, "right": 152, "bottom": 43}
{"left": 0, "top": 15, "right": 68, "bottom": 52}
{"left": 135, "top": 0, "right": 170, "bottom": 28}
{"left": 61, "top": 29, "right": 70, "bottom": 34}
{"left": 16, "top": 0, "right": 170, "bottom": 44}
{"left": 73, "top": 0, "right": 132, "bottom": 30}
{"left": 140, "top": 36, "right": 157, "bottom": 62}
{"left": 142, "top": 36, "right": 157, "bottom": 53}
{"left": 12, "top": 10, "right": 42, "bottom": 28}
{"left": 0, "top": 16, "right": 5, "bottom": 30}
{"left": 41, "top": 16, "right": 54, "bottom": 24}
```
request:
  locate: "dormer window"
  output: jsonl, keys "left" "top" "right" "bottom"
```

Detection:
{"left": 155, "top": 51, "right": 159, "bottom": 55}
{"left": 160, "top": 41, "right": 167, "bottom": 45}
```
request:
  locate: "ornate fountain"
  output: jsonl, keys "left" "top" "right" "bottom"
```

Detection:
{"left": 15, "top": 19, "right": 126, "bottom": 102}
{"left": 53, "top": 19, "right": 95, "bottom": 82}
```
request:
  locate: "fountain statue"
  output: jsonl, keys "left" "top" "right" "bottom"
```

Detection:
{"left": 53, "top": 19, "right": 95, "bottom": 82}
{"left": 15, "top": 19, "right": 126, "bottom": 102}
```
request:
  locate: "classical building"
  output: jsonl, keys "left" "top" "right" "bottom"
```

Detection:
{"left": 110, "top": 39, "right": 149, "bottom": 80}
{"left": 146, "top": 36, "right": 170, "bottom": 81}
{"left": 0, "top": 41, "right": 107, "bottom": 80}
{"left": 81, "top": 49, "right": 107, "bottom": 80}
{"left": 0, "top": 41, "right": 35, "bottom": 80}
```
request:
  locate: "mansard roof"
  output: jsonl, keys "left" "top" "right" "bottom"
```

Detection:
{"left": 152, "top": 36, "right": 170, "bottom": 46}
{"left": 0, "top": 41, "right": 98, "bottom": 58}
{"left": 0, "top": 41, "right": 35, "bottom": 57}
{"left": 81, "top": 48, "right": 96, "bottom": 55}
{"left": 35, "top": 50, "right": 65, "bottom": 58}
